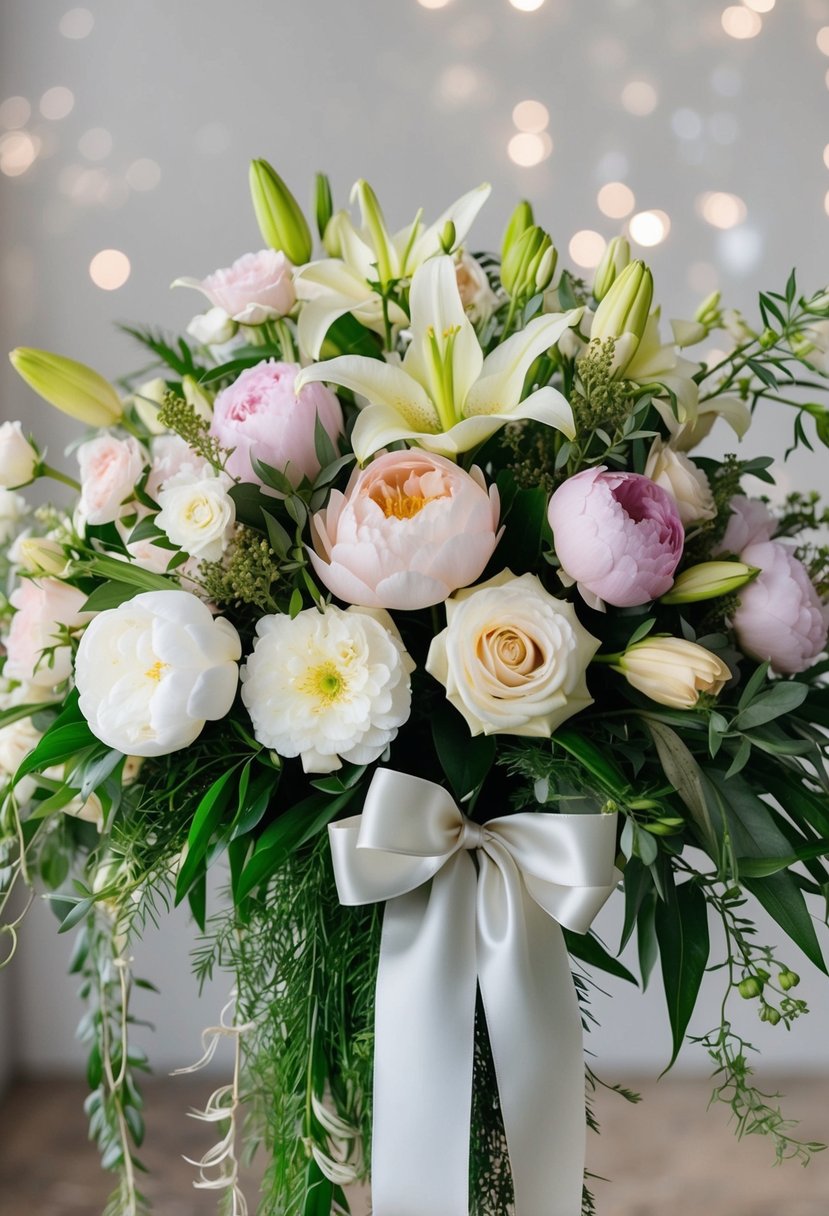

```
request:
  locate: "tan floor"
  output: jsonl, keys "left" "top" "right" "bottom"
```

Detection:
{"left": 0, "top": 1075, "right": 826, "bottom": 1214}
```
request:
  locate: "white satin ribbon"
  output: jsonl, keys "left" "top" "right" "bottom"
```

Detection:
{"left": 328, "top": 768, "right": 620, "bottom": 1216}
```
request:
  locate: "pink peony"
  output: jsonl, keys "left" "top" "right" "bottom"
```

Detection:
{"left": 715, "top": 495, "right": 776, "bottom": 556}
{"left": 732, "top": 540, "right": 827, "bottom": 674}
{"left": 547, "top": 467, "right": 684, "bottom": 607}
{"left": 78, "top": 435, "right": 146, "bottom": 525}
{"left": 3, "top": 578, "right": 89, "bottom": 688}
{"left": 210, "top": 360, "right": 343, "bottom": 489}
{"left": 181, "top": 250, "right": 296, "bottom": 325}
{"left": 309, "top": 451, "right": 501, "bottom": 610}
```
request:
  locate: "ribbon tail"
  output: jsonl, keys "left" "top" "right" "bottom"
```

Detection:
{"left": 477, "top": 846, "right": 587, "bottom": 1216}
{"left": 371, "top": 852, "right": 478, "bottom": 1216}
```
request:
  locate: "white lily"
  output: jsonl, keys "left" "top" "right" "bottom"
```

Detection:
{"left": 294, "top": 181, "right": 491, "bottom": 358}
{"left": 295, "top": 255, "right": 581, "bottom": 462}
{"left": 667, "top": 394, "right": 752, "bottom": 451}
{"left": 624, "top": 310, "right": 701, "bottom": 427}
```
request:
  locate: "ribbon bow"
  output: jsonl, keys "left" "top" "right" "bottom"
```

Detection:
{"left": 329, "top": 768, "right": 620, "bottom": 1216}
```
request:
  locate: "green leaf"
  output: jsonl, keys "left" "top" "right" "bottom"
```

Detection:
{"left": 57, "top": 896, "right": 95, "bottom": 934}
{"left": 262, "top": 510, "right": 292, "bottom": 558}
{"left": 553, "top": 728, "right": 630, "bottom": 799}
{"left": 496, "top": 484, "right": 548, "bottom": 573}
{"left": 637, "top": 891, "right": 659, "bottom": 990}
{"left": 81, "top": 581, "right": 143, "bottom": 612}
{"left": 563, "top": 929, "right": 637, "bottom": 984}
{"left": 187, "top": 871, "right": 207, "bottom": 933}
{"left": 252, "top": 457, "right": 295, "bottom": 496}
{"left": 744, "top": 870, "right": 826, "bottom": 973}
{"left": 620, "top": 856, "right": 653, "bottom": 952}
{"left": 82, "top": 553, "right": 177, "bottom": 592}
{"left": 627, "top": 617, "right": 656, "bottom": 646}
{"left": 175, "top": 769, "right": 239, "bottom": 903}
{"left": 302, "top": 1158, "right": 334, "bottom": 1216}
{"left": 655, "top": 878, "right": 710, "bottom": 1070}
{"left": 229, "top": 481, "right": 268, "bottom": 529}
{"left": 735, "top": 682, "right": 809, "bottom": 730}
{"left": 0, "top": 701, "right": 58, "bottom": 731}
{"left": 432, "top": 704, "right": 496, "bottom": 802}
{"left": 736, "top": 840, "right": 829, "bottom": 878}
{"left": 313, "top": 410, "right": 338, "bottom": 470}
{"left": 644, "top": 719, "right": 717, "bottom": 856}
{"left": 14, "top": 722, "right": 100, "bottom": 784}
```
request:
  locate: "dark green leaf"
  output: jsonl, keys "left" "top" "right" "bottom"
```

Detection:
{"left": 744, "top": 870, "right": 826, "bottom": 972}
{"left": 563, "top": 929, "right": 637, "bottom": 984}
{"left": 620, "top": 857, "right": 653, "bottom": 952}
{"left": 82, "top": 581, "right": 142, "bottom": 612}
{"left": 262, "top": 510, "right": 292, "bottom": 558}
{"left": 655, "top": 879, "right": 710, "bottom": 1069}
{"left": 738, "top": 661, "right": 771, "bottom": 710}
{"left": 302, "top": 1158, "right": 334, "bottom": 1216}
{"left": 14, "top": 722, "right": 99, "bottom": 784}
{"left": 637, "top": 891, "right": 659, "bottom": 990}
{"left": 432, "top": 704, "right": 495, "bottom": 802}
{"left": 187, "top": 871, "right": 207, "bottom": 932}
{"left": 736, "top": 841, "right": 829, "bottom": 878}
{"left": 735, "top": 682, "right": 809, "bottom": 730}
{"left": 645, "top": 719, "right": 717, "bottom": 856}
{"left": 553, "top": 728, "right": 630, "bottom": 799}
{"left": 175, "top": 768, "right": 239, "bottom": 903}
{"left": 229, "top": 481, "right": 268, "bottom": 529}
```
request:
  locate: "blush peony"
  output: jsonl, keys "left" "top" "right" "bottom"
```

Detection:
{"left": 4, "top": 578, "right": 89, "bottom": 689}
{"left": 732, "top": 541, "right": 828, "bottom": 675}
{"left": 241, "top": 605, "right": 414, "bottom": 773}
{"left": 547, "top": 467, "right": 684, "bottom": 608}
{"left": 210, "top": 359, "right": 343, "bottom": 489}
{"left": 74, "top": 590, "right": 241, "bottom": 756}
{"left": 426, "top": 570, "right": 599, "bottom": 737}
{"left": 175, "top": 249, "right": 296, "bottom": 325}
{"left": 309, "top": 451, "right": 501, "bottom": 611}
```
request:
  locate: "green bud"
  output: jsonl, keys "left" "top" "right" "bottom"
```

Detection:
{"left": 758, "top": 327, "right": 777, "bottom": 349}
{"left": 501, "top": 225, "right": 556, "bottom": 300}
{"left": 501, "top": 199, "right": 534, "bottom": 263}
{"left": 661, "top": 561, "right": 759, "bottom": 605}
{"left": 314, "top": 172, "right": 334, "bottom": 243}
{"left": 353, "top": 179, "right": 396, "bottom": 286}
{"left": 694, "top": 289, "right": 722, "bottom": 330}
{"left": 589, "top": 260, "right": 653, "bottom": 375}
{"left": 760, "top": 1006, "right": 781, "bottom": 1025}
{"left": 803, "top": 289, "right": 829, "bottom": 315}
{"left": 439, "top": 220, "right": 457, "bottom": 255}
{"left": 10, "top": 347, "right": 122, "bottom": 427}
{"left": 323, "top": 210, "right": 348, "bottom": 259}
{"left": 738, "top": 977, "right": 762, "bottom": 999}
{"left": 592, "top": 236, "right": 631, "bottom": 302}
{"left": 779, "top": 970, "right": 800, "bottom": 991}
{"left": 755, "top": 969, "right": 771, "bottom": 983}
{"left": 249, "top": 159, "right": 313, "bottom": 265}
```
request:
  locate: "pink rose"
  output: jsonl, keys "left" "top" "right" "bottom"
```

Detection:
{"left": 732, "top": 541, "right": 828, "bottom": 674}
{"left": 3, "top": 578, "right": 89, "bottom": 688}
{"left": 78, "top": 435, "right": 145, "bottom": 525}
{"left": 310, "top": 451, "right": 501, "bottom": 610}
{"left": 146, "top": 434, "right": 207, "bottom": 501}
{"left": 210, "top": 360, "right": 343, "bottom": 489}
{"left": 548, "top": 467, "right": 684, "bottom": 607}
{"left": 179, "top": 250, "right": 295, "bottom": 325}
{"left": 715, "top": 496, "right": 776, "bottom": 556}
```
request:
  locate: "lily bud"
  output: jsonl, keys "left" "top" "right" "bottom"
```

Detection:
{"left": 590, "top": 260, "right": 653, "bottom": 375}
{"left": 182, "top": 375, "right": 213, "bottom": 422}
{"left": 132, "top": 378, "right": 168, "bottom": 436}
{"left": 614, "top": 636, "right": 731, "bottom": 709}
{"left": 501, "top": 225, "right": 556, "bottom": 300}
{"left": 249, "top": 159, "right": 313, "bottom": 266}
{"left": 323, "top": 210, "right": 348, "bottom": 259}
{"left": 803, "top": 289, "right": 829, "bottom": 316}
{"left": 10, "top": 348, "right": 122, "bottom": 427}
{"left": 314, "top": 172, "right": 334, "bottom": 242}
{"left": 352, "top": 179, "right": 396, "bottom": 286}
{"left": 592, "top": 236, "right": 631, "bottom": 302}
{"left": 439, "top": 220, "right": 456, "bottom": 254}
{"left": 501, "top": 199, "right": 534, "bottom": 263}
{"left": 16, "top": 536, "right": 70, "bottom": 578}
{"left": 0, "top": 421, "right": 39, "bottom": 489}
{"left": 661, "top": 561, "right": 758, "bottom": 605}
{"left": 695, "top": 289, "right": 722, "bottom": 331}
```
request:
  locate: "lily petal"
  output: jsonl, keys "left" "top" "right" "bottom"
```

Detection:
{"left": 350, "top": 402, "right": 442, "bottom": 462}
{"left": 466, "top": 309, "right": 582, "bottom": 414}
{"left": 407, "top": 183, "right": 492, "bottom": 268}
{"left": 403, "top": 255, "right": 484, "bottom": 407}
{"left": 297, "top": 297, "right": 359, "bottom": 361}
{"left": 295, "top": 356, "right": 440, "bottom": 432}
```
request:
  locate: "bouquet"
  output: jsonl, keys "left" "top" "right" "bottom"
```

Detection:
{"left": 2, "top": 159, "right": 829, "bottom": 1216}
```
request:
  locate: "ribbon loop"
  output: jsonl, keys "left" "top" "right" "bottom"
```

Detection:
{"left": 329, "top": 768, "right": 620, "bottom": 1216}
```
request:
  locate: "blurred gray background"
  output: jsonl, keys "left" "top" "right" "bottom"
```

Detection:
{"left": 1, "top": 0, "right": 829, "bottom": 1094}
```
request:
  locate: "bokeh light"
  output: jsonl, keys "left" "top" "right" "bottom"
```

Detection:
{"left": 126, "top": 158, "right": 162, "bottom": 191}
{"left": 744, "top": 0, "right": 774, "bottom": 9}
{"left": 699, "top": 191, "right": 747, "bottom": 229}
{"left": 0, "top": 96, "right": 31, "bottom": 130}
{"left": 89, "top": 249, "right": 131, "bottom": 290}
{"left": 0, "top": 131, "right": 39, "bottom": 177}
{"left": 78, "top": 127, "right": 113, "bottom": 161}
{"left": 629, "top": 210, "right": 670, "bottom": 246}
{"left": 508, "top": 0, "right": 546, "bottom": 10}
{"left": 59, "top": 7, "right": 94, "bottom": 37}
{"left": 507, "top": 131, "right": 552, "bottom": 166}
{"left": 39, "top": 86, "right": 75, "bottom": 120}
{"left": 597, "top": 181, "right": 635, "bottom": 219}
{"left": 438, "top": 64, "right": 480, "bottom": 104}
{"left": 718, "top": 226, "right": 763, "bottom": 273}
{"left": 721, "top": 7, "right": 762, "bottom": 38}
{"left": 824, "top": 189, "right": 829, "bottom": 217}
{"left": 824, "top": 143, "right": 829, "bottom": 169}
{"left": 417, "top": 0, "right": 452, "bottom": 7}
{"left": 672, "top": 108, "right": 702, "bottom": 140}
{"left": 817, "top": 27, "right": 829, "bottom": 55}
{"left": 621, "top": 80, "right": 658, "bottom": 116}
{"left": 512, "top": 99, "right": 549, "bottom": 133}
{"left": 568, "top": 230, "right": 606, "bottom": 268}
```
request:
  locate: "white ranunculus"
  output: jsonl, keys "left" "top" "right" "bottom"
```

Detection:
{"left": 0, "top": 487, "right": 27, "bottom": 544}
{"left": 187, "top": 307, "right": 238, "bottom": 347}
{"left": 155, "top": 467, "right": 236, "bottom": 562}
{"left": 644, "top": 438, "right": 716, "bottom": 527}
{"left": 241, "top": 604, "right": 414, "bottom": 774}
{"left": 426, "top": 570, "right": 599, "bottom": 737}
{"left": 0, "top": 422, "right": 38, "bottom": 489}
{"left": 74, "top": 590, "right": 241, "bottom": 757}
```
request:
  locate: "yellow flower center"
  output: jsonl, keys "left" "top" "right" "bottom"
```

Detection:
{"left": 299, "top": 661, "right": 347, "bottom": 707}
{"left": 375, "top": 485, "right": 431, "bottom": 520}
{"left": 144, "top": 660, "right": 168, "bottom": 682}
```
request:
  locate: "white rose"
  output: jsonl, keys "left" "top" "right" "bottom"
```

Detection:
{"left": 0, "top": 421, "right": 38, "bottom": 489}
{"left": 74, "top": 590, "right": 241, "bottom": 756}
{"left": 78, "top": 434, "right": 146, "bottom": 525}
{"left": 0, "top": 487, "right": 27, "bottom": 544}
{"left": 241, "top": 604, "right": 414, "bottom": 774}
{"left": 156, "top": 467, "right": 236, "bottom": 562}
{"left": 455, "top": 252, "right": 498, "bottom": 323}
{"left": 187, "top": 307, "right": 237, "bottom": 347}
{"left": 426, "top": 570, "right": 599, "bottom": 737}
{"left": 644, "top": 438, "right": 716, "bottom": 526}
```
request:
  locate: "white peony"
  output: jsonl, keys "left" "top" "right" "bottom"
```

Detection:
{"left": 0, "top": 487, "right": 27, "bottom": 544}
{"left": 426, "top": 570, "right": 599, "bottom": 737}
{"left": 156, "top": 467, "right": 236, "bottom": 562}
{"left": 644, "top": 438, "right": 716, "bottom": 527}
{"left": 241, "top": 605, "right": 414, "bottom": 774}
{"left": 74, "top": 590, "right": 241, "bottom": 756}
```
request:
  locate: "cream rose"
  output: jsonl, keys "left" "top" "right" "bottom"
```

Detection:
{"left": 156, "top": 467, "right": 236, "bottom": 562}
{"left": 426, "top": 570, "right": 599, "bottom": 737}
{"left": 644, "top": 439, "right": 716, "bottom": 527}
{"left": 78, "top": 434, "right": 146, "bottom": 525}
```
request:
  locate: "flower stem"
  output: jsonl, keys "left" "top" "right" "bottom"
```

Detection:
{"left": 40, "top": 463, "right": 81, "bottom": 491}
